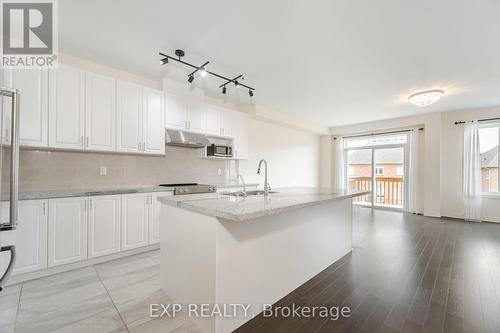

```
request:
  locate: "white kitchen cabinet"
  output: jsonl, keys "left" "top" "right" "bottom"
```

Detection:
{"left": 148, "top": 192, "right": 171, "bottom": 244}
{"left": 165, "top": 92, "right": 188, "bottom": 130}
{"left": 165, "top": 92, "right": 206, "bottom": 134}
{"left": 49, "top": 65, "right": 86, "bottom": 149}
{"left": 85, "top": 73, "right": 116, "bottom": 151}
{"left": 116, "top": 80, "right": 143, "bottom": 153}
{"left": 232, "top": 112, "right": 249, "bottom": 159}
{"left": 143, "top": 88, "right": 165, "bottom": 155}
{"left": 2, "top": 69, "right": 48, "bottom": 147}
{"left": 221, "top": 108, "right": 236, "bottom": 138}
{"left": 186, "top": 96, "right": 206, "bottom": 133}
{"left": 0, "top": 200, "right": 48, "bottom": 275}
{"left": 121, "top": 193, "right": 149, "bottom": 250}
{"left": 206, "top": 105, "right": 222, "bottom": 136}
{"left": 48, "top": 197, "right": 88, "bottom": 267}
{"left": 87, "top": 195, "right": 121, "bottom": 258}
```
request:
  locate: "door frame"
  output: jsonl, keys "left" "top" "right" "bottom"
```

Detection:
{"left": 344, "top": 140, "right": 409, "bottom": 211}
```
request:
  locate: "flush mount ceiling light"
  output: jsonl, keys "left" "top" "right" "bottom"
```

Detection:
{"left": 408, "top": 89, "right": 444, "bottom": 107}
{"left": 159, "top": 49, "right": 255, "bottom": 97}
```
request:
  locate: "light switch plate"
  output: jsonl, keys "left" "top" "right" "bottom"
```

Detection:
{"left": 100, "top": 166, "right": 107, "bottom": 176}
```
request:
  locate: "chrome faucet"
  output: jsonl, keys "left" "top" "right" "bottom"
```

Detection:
{"left": 237, "top": 174, "right": 247, "bottom": 197}
{"left": 257, "top": 159, "right": 269, "bottom": 197}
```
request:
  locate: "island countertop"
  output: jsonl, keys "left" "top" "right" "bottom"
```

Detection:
{"left": 158, "top": 187, "right": 370, "bottom": 222}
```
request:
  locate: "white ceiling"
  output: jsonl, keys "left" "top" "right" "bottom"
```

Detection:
{"left": 60, "top": 0, "right": 500, "bottom": 127}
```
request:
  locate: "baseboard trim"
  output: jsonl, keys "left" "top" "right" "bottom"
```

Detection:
{"left": 7, "top": 244, "right": 160, "bottom": 286}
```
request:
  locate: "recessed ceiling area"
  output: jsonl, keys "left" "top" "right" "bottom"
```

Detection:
{"left": 59, "top": 0, "right": 500, "bottom": 127}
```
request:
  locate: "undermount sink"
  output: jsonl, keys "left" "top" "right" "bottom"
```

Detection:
{"left": 223, "top": 190, "right": 278, "bottom": 197}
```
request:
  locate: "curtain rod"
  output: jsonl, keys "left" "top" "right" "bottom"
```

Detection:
{"left": 454, "top": 117, "right": 500, "bottom": 125}
{"left": 336, "top": 127, "right": 424, "bottom": 140}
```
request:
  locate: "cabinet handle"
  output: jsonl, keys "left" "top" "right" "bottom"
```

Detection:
{"left": 42, "top": 202, "right": 46, "bottom": 215}
{"left": 86, "top": 136, "right": 89, "bottom": 147}
{"left": 89, "top": 199, "right": 92, "bottom": 210}
{"left": 84, "top": 200, "right": 87, "bottom": 211}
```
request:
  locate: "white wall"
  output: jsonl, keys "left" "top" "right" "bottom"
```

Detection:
{"left": 238, "top": 118, "right": 320, "bottom": 188}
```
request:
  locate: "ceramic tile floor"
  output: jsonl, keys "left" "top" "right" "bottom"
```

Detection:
{"left": 0, "top": 250, "right": 202, "bottom": 333}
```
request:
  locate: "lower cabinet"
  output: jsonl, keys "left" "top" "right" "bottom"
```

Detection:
{"left": 87, "top": 195, "right": 121, "bottom": 258}
{"left": 121, "top": 193, "right": 149, "bottom": 250}
{"left": 0, "top": 199, "right": 48, "bottom": 275}
{"left": 48, "top": 197, "right": 88, "bottom": 267}
{"left": 3, "top": 191, "right": 167, "bottom": 275}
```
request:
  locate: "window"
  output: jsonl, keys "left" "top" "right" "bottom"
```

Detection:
{"left": 396, "top": 166, "right": 404, "bottom": 176}
{"left": 375, "top": 167, "right": 384, "bottom": 175}
{"left": 479, "top": 125, "right": 499, "bottom": 193}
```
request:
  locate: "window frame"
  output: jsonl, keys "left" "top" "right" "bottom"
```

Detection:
{"left": 479, "top": 123, "right": 500, "bottom": 195}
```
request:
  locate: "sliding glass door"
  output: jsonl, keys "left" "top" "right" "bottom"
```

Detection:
{"left": 344, "top": 134, "right": 408, "bottom": 210}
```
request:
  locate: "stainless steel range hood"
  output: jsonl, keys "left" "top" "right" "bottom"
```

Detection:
{"left": 166, "top": 129, "right": 210, "bottom": 148}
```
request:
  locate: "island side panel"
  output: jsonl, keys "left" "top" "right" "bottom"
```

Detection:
{"left": 160, "top": 204, "right": 218, "bottom": 333}
{"left": 215, "top": 198, "right": 353, "bottom": 333}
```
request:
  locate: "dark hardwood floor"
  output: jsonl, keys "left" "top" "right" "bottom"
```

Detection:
{"left": 235, "top": 207, "right": 500, "bottom": 333}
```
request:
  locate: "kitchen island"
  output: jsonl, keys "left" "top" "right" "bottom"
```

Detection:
{"left": 158, "top": 187, "right": 369, "bottom": 333}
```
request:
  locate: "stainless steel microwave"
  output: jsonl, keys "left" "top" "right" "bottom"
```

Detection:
{"left": 206, "top": 144, "right": 233, "bottom": 157}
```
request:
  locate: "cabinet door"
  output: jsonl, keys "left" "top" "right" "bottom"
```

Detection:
{"left": 121, "top": 193, "right": 149, "bottom": 250}
{"left": 48, "top": 197, "right": 88, "bottom": 267}
{"left": 116, "top": 80, "right": 143, "bottom": 153}
{"left": 148, "top": 192, "right": 170, "bottom": 244}
{"left": 206, "top": 105, "right": 222, "bottom": 136}
{"left": 187, "top": 96, "right": 206, "bottom": 133}
{"left": 3, "top": 69, "right": 48, "bottom": 147}
{"left": 233, "top": 112, "right": 249, "bottom": 159}
{"left": 221, "top": 108, "right": 236, "bottom": 138}
{"left": 165, "top": 93, "right": 187, "bottom": 130}
{"left": 88, "top": 195, "right": 121, "bottom": 258}
{"left": 143, "top": 88, "right": 165, "bottom": 155}
{"left": 85, "top": 73, "right": 116, "bottom": 151}
{"left": 49, "top": 65, "right": 86, "bottom": 149}
{"left": 0, "top": 200, "right": 48, "bottom": 275}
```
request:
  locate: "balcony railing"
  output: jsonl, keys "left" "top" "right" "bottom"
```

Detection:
{"left": 348, "top": 176, "right": 404, "bottom": 207}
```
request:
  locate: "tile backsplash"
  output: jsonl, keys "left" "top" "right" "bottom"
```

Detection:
{"left": 9, "top": 146, "right": 227, "bottom": 192}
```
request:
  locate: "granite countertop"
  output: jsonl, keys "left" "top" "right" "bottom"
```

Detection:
{"left": 2, "top": 182, "right": 260, "bottom": 201}
{"left": 158, "top": 187, "right": 371, "bottom": 222}
{"left": 14, "top": 185, "right": 175, "bottom": 200}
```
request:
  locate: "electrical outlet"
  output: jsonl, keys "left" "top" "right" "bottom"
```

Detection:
{"left": 100, "top": 166, "right": 107, "bottom": 176}
{"left": 217, "top": 168, "right": 222, "bottom": 175}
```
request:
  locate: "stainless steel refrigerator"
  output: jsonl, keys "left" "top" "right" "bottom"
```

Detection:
{"left": 0, "top": 86, "right": 20, "bottom": 292}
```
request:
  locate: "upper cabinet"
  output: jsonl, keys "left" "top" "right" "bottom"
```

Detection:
{"left": 49, "top": 65, "right": 85, "bottom": 149}
{"left": 85, "top": 73, "right": 116, "bottom": 152}
{"left": 206, "top": 104, "right": 222, "bottom": 136}
{"left": 165, "top": 92, "right": 206, "bottom": 134}
{"left": 116, "top": 80, "right": 143, "bottom": 153}
{"left": 2, "top": 68, "right": 48, "bottom": 147}
{"left": 143, "top": 88, "right": 165, "bottom": 155}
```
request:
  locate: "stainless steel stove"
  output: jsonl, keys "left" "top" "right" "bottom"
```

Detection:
{"left": 158, "top": 183, "right": 217, "bottom": 195}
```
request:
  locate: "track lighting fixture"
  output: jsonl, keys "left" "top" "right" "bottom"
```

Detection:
{"left": 159, "top": 50, "right": 255, "bottom": 97}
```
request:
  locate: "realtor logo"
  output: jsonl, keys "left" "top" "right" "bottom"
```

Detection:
{"left": 1, "top": 0, "right": 58, "bottom": 68}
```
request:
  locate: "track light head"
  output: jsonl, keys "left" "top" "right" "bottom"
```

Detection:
{"left": 160, "top": 58, "right": 168, "bottom": 65}
{"left": 188, "top": 75, "right": 194, "bottom": 83}
{"left": 249, "top": 89, "right": 254, "bottom": 97}
{"left": 200, "top": 68, "right": 207, "bottom": 77}
{"left": 234, "top": 80, "right": 239, "bottom": 88}
{"left": 222, "top": 86, "right": 227, "bottom": 94}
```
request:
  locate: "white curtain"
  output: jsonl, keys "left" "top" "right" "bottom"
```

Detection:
{"left": 407, "top": 128, "right": 423, "bottom": 214}
{"left": 463, "top": 121, "right": 482, "bottom": 222}
{"left": 332, "top": 137, "right": 345, "bottom": 189}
